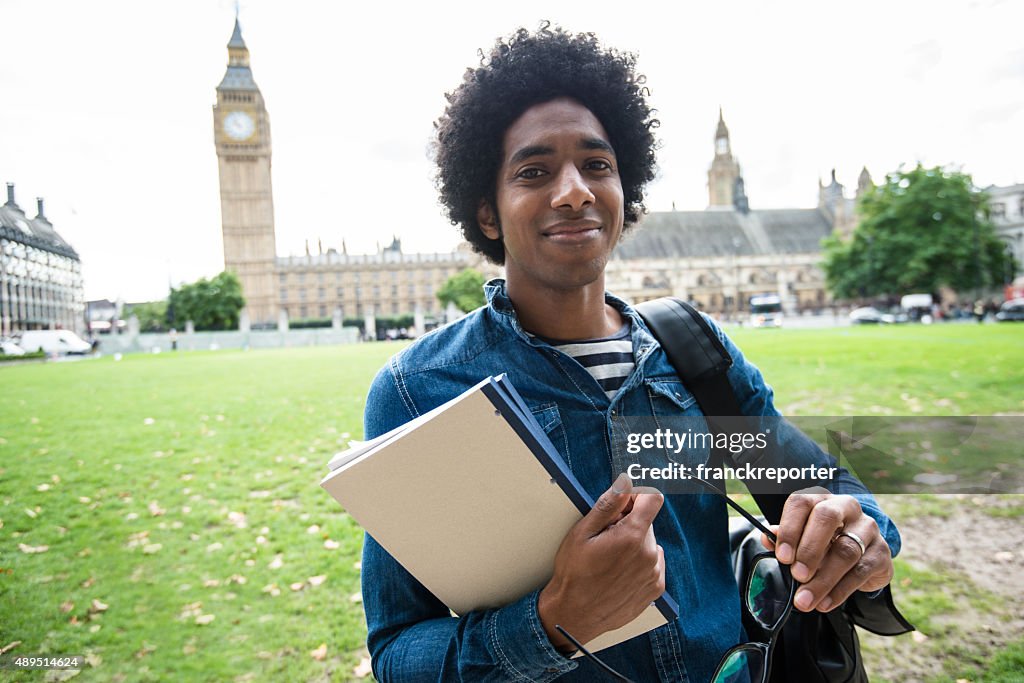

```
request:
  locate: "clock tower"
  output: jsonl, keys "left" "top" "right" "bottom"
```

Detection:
{"left": 213, "top": 18, "right": 277, "bottom": 326}
{"left": 707, "top": 108, "right": 741, "bottom": 208}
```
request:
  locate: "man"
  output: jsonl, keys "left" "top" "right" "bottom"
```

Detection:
{"left": 362, "top": 26, "right": 900, "bottom": 682}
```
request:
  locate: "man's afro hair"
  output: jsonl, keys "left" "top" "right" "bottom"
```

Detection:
{"left": 434, "top": 23, "right": 659, "bottom": 265}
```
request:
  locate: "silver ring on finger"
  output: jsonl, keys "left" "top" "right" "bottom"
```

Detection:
{"left": 837, "top": 531, "right": 866, "bottom": 557}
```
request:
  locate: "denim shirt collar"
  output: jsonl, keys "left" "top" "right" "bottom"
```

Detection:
{"left": 483, "top": 278, "right": 660, "bottom": 394}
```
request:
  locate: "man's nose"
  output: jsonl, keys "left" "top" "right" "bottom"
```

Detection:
{"left": 551, "top": 164, "right": 595, "bottom": 211}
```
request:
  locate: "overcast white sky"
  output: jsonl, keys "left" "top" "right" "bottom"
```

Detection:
{"left": 2, "top": 0, "right": 1022, "bottom": 301}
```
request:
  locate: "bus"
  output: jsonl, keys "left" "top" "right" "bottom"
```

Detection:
{"left": 749, "top": 294, "right": 783, "bottom": 328}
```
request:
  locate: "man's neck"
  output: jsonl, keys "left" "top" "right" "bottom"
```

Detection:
{"left": 506, "top": 277, "right": 623, "bottom": 341}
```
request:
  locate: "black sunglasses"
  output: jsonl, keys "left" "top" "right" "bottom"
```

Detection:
{"left": 558, "top": 476, "right": 795, "bottom": 683}
{"left": 696, "top": 476, "right": 796, "bottom": 683}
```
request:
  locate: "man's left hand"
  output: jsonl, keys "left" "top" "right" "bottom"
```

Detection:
{"left": 762, "top": 489, "right": 894, "bottom": 613}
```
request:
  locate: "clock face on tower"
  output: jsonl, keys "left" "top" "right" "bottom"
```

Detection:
{"left": 223, "top": 111, "right": 256, "bottom": 141}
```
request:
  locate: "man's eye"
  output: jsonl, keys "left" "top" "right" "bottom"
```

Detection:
{"left": 516, "top": 168, "right": 545, "bottom": 180}
{"left": 586, "top": 160, "right": 613, "bottom": 172}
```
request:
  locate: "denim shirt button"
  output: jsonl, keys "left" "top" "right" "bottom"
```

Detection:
{"left": 545, "top": 667, "right": 560, "bottom": 673}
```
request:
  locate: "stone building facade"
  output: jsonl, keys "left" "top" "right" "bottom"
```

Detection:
{"left": 606, "top": 112, "right": 868, "bottom": 317}
{"left": 0, "top": 183, "right": 85, "bottom": 336}
{"left": 212, "top": 21, "right": 486, "bottom": 328}
{"left": 986, "top": 182, "right": 1024, "bottom": 279}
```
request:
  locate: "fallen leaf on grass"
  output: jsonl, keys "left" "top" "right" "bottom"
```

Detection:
{"left": 203, "top": 579, "right": 221, "bottom": 588}
{"left": 262, "top": 584, "right": 281, "bottom": 597}
{"left": 195, "top": 614, "right": 215, "bottom": 625}
{"left": 142, "top": 544, "right": 162, "bottom": 555}
{"left": 37, "top": 483, "right": 51, "bottom": 492}
{"left": 353, "top": 561, "right": 362, "bottom": 570}
{"left": 18, "top": 543, "right": 49, "bottom": 554}
{"left": 84, "top": 654, "right": 101, "bottom": 667}
{"left": 148, "top": 502, "right": 165, "bottom": 517}
{"left": 307, "top": 575, "right": 327, "bottom": 587}
{"left": 89, "top": 625, "right": 101, "bottom": 633}
{"left": 350, "top": 592, "right": 362, "bottom": 604}
{"left": 135, "top": 643, "right": 156, "bottom": 659}
{"left": 290, "top": 582, "right": 305, "bottom": 592}
{"left": 227, "top": 574, "right": 247, "bottom": 585}
{"left": 206, "top": 542, "right": 223, "bottom": 552}
{"left": 90, "top": 599, "right": 109, "bottom": 613}
{"left": 323, "top": 539, "right": 340, "bottom": 550}
{"left": 310, "top": 643, "right": 327, "bottom": 661}
{"left": 268, "top": 554, "right": 283, "bottom": 569}
{"left": 143, "top": 418, "right": 155, "bottom": 425}
{"left": 227, "top": 511, "right": 247, "bottom": 528}
{"left": 0, "top": 641, "right": 21, "bottom": 656}
{"left": 24, "top": 508, "right": 38, "bottom": 519}
{"left": 354, "top": 657, "right": 372, "bottom": 678}
{"left": 60, "top": 601, "right": 75, "bottom": 613}
{"left": 912, "top": 631, "right": 929, "bottom": 643}
{"left": 81, "top": 577, "right": 95, "bottom": 588}
{"left": 306, "top": 524, "right": 320, "bottom": 534}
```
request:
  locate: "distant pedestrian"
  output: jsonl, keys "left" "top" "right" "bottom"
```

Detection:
{"left": 973, "top": 300, "right": 985, "bottom": 323}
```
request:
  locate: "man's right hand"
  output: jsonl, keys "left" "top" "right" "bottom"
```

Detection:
{"left": 538, "top": 472, "right": 666, "bottom": 653}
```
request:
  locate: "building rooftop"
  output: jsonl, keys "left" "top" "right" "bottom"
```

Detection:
{"left": 0, "top": 185, "right": 79, "bottom": 260}
{"left": 613, "top": 207, "right": 833, "bottom": 260}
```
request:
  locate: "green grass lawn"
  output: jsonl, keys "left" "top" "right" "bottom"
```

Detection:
{"left": 1, "top": 324, "right": 1022, "bottom": 681}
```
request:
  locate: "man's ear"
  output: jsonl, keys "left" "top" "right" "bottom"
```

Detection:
{"left": 477, "top": 200, "right": 501, "bottom": 241}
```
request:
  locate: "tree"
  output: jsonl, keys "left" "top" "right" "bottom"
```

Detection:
{"left": 822, "top": 165, "right": 1016, "bottom": 299}
{"left": 168, "top": 271, "right": 245, "bottom": 331}
{"left": 125, "top": 300, "right": 169, "bottom": 333}
{"left": 436, "top": 268, "right": 486, "bottom": 313}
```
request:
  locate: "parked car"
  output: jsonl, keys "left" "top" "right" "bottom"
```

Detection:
{"left": 849, "top": 306, "right": 898, "bottom": 324}
{"left": 996, "top": 298, "right": 1024, "bottom": 322}
{"left": 16, "top": 330, "right": 93, "bottom": 355}
{"left": 1, "top": 339, "right": 27, "bottom": 355}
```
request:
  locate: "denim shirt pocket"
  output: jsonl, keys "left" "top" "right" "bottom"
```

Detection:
{"left": 529, "top": 402, "right": 571, "bottom": 469}
{"left": 644, "top": 380, "right": 709, "bottom": 467}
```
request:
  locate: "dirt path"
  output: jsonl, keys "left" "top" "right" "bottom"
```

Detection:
{"left": 861, "top": 495, "right": 1024, "bottom": 682}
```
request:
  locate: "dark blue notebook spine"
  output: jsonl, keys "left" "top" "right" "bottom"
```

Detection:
{"left": 480, "top": 375, "right": 680, "bottom": 621}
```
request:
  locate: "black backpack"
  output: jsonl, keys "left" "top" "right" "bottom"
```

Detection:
{"left": 635, "top": 297, "right": 914, "bottom": 683}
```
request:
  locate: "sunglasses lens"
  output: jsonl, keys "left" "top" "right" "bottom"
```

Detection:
{"left": 746, "top": 556, "right": 793, "bottom": 631}
{"left": 713, "top": 647, "right": 766, "bottom": 683}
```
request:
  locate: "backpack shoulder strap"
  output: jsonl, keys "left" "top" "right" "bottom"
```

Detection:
{"left": 634, "top": 297, "right": 742, "bottom": 416}
{"left": 635, "top": 297, "right": 787, "bottom": 523}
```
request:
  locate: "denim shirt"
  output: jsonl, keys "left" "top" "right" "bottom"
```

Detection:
{"left": 361, "top": 279, "right": 900, "bottom": 683}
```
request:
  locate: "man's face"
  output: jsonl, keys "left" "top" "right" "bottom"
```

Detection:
{"left": 479, "top": 97, "right": 625, "bottom": 293}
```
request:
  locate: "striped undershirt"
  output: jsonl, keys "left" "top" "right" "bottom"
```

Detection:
{"left": 537, "top": 322, "right": 635, "bottom": 399}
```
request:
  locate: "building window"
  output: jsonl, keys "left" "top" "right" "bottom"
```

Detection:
{"left": 318, "top": 272, "right": 325, "bottom": 283}
{"left": 299, "top": 289, "right": 306, "bottom": 301}
{"left": 408, "top": 284, "right": 416, "bottom": 297}
{"left": 279, "top": 273, "right": 287, "bottom": 283}
{"left": 391, "top": 285, "right": 398, "bottom": 297}
{"left": 992, "top": 203, "right": 1006, "bottom": 219}
{"left": 337, "top": 287, "right": 344, "bottom": 298}
{"left": 392, "top": 302, "right": 399, "bottom": 314}
{"left": 391, "top": 270, "right": 398, "bottom": 281}
{"left": 318, "top": 287, "right": 325, "bottom": 300}
{"left": 372, "top": 271, "right": 380, "bottom": 282}
{"left": 319, "top": 305, "right": 327, "bottom": 317}
{"left": 300, "top": 305, "right": 308, "bottom": 318}
{"left": 280, "top": 288, "right": 287, "bottom": 301}
{"left": 372, "top": 285, "right": 380, "bottom": 298}
{"left": 298, "top": 272, "right": 306, "bottom": 283}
